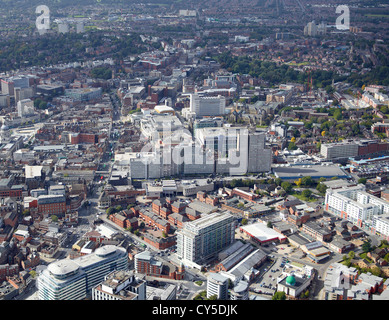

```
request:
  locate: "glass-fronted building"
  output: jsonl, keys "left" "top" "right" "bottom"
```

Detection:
{"left": 37, "top": 245, "right": 128, "bottom": 300}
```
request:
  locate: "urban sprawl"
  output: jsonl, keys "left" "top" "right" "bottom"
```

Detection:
{"left": 0, "top": 0, "right": 388, "bottom": 302}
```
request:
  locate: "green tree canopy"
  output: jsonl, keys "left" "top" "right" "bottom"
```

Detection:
{"left": 272, "top": 291, "right": 286, "bottom": 300}
{"left": 281, "top": 181, "right": 293, "bottom": 193}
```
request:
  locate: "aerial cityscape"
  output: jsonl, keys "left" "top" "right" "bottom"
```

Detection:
{"left": 0, "top": 0, "right": 388, "bottom": 305}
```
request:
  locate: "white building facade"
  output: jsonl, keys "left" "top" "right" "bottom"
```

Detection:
{"left": 37, "top": 245, "right": 128, "bottom": 300}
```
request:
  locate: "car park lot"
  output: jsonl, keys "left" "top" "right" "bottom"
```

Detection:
{"left": 249, "top": 246, "right": 301, "bottom": 297}
{"left": 250, "top": 255, "right": 283, "bottom": 296}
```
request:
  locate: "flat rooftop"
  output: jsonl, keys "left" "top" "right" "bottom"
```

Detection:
{"left": 273, "top": 164, "right": 348, "bottom": 180}
{"left": 240, "top": 222, "right": 287, "bottom": 243}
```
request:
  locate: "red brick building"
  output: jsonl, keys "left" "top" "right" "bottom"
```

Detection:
{"left": 109, "top": 212, "right": 128, "bottom": 229}
{"left": 168, "top": 212, "right": 189, "bottom": 229}
{"left": 143, "top": 233, "right": 176, "bottom": 250}
{"left": 197, "top": 192, "right": 219, "bottom": 206}
{"left": 139, "top": 209, "right": 171, "bottom": 234}
{"left": 109, "top": 211, "right": 139, "bottom": 230}
{"left": 37, "top": 195, "right": 67, "bottom": 217}
{"left": 3, "top": 211, "right": 18, "bottom": 228}
{"left": 0, "top": 177, "right": 23, "bottom": 199}
{"left": 84, "top": 230, "right": 106, "bottom": 243}
{"left": 171, "top": 201, "right": 188, "bottom": 214}
{"left": 0, "top": 264, "right": 19, "bottom": 281}
{"left": 232, "top": 188, "right": 259, "bottom": 202}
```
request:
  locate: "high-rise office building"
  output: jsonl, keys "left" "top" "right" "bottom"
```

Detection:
{"left": 58, "top": 22, "right": 69, "bottom": 34}
{"left": 37, "top": 245, "right": 128, "bottom": 300}
{"left": 304, "top": 20, "right": 326, "bottom": 36}
{"left": 196, "top": 127, "right": 271, "bottom": 175}
{"left": 190, "top": 94, "right": 226, "bottom": 117}
{"left": 17, "top": 99, "right": 34, "bottom": 118}
{"left": 320, "top": 141, "right": 359, "bottom": 160}
{"left": 247, "top": 132, "right": 272, "bottom": 173}
{"left": 76, "top": 21, "right": 85, "bottom": 33}
{"left": 176, "top": 211, "right": 236, "bottom": 267}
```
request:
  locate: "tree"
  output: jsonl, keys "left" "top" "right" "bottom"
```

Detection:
{"left": 51, "top": 215, "right": 58, "bottom": 222}
{"left": 380, "top": 105, "right": 389, "bottom": 114}
{"left": 301, "top": 189, "right": 312, "bottom": 199}
{"left": 241, "top": 218, "right": 248, "bottom": 225}
{"left": 348, "top": 251, "right": 355, "bottom": 259}
{"left": 371, "top": 266, "right": 382, "bottom": 277}
{"left": 38, "top": 100, "right": 48, "bottom": 110}
{"left": 358, "top": 178, "right": 367, "bottom": 185}
{"left": 380, "top": 240, "right": 389, "bottom": 248}
{"left": 333, "top": 109, "right": 342, "bottom": 120}
{"left": 362, "top": 240, "right": 372, "bottom": 253}
{"left": 281, "top": 181, "right": 293, "bottom": 193}
{"left": 294, "top": 178, "right": 302, "bottom": 187}
{"left": 316, "top": 183, "right": 328, "bottom": 195}
{"left": 267, "top": 221, "right": 272, "bottom": 228}
{"left": 352, "top": 123, "right": 360, "bottom": 135}
{"left": 91, "top": 67, "right": 112, "bottom": 80}
{"left": 301, "top": 176, "right": 313, "bottom": 187}
{"left": 288, "top": 141, "right": 297, "bottom": 150}
{"left": 272, "top": 291, "right": 286, "bottom": 300}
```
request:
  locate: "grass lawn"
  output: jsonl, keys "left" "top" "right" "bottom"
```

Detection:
{"left": 365, "top": 14, "right": 389, "bottom": 18}
{"left": 291, "top": 192, "right": 317, "bottom": 202}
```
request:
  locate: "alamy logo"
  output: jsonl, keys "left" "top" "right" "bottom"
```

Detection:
{"left": 36, "top": 5, "right": 50, "bottom": 32}
{"left": 334, "top": 270, "right": 352, "bottom": 290}
{"left": 336, "top": 5, "right": 350, "bottom": 30}
{"left": 139, "top": 127, "right": 249, "bottom": 175}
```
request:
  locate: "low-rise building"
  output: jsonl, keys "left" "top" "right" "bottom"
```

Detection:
{"left": 92, "top": 270, "right": 146, "bottom": 300}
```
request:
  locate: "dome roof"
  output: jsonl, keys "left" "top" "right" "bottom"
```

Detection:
{"left": 48, "top": 260, "right": 79, "bottom": 277}
{"left": 286, "top": 274, "right": 296, "bottom": 286}
{"left": 95, "top": 244, "right": 117, "bottom": 257}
